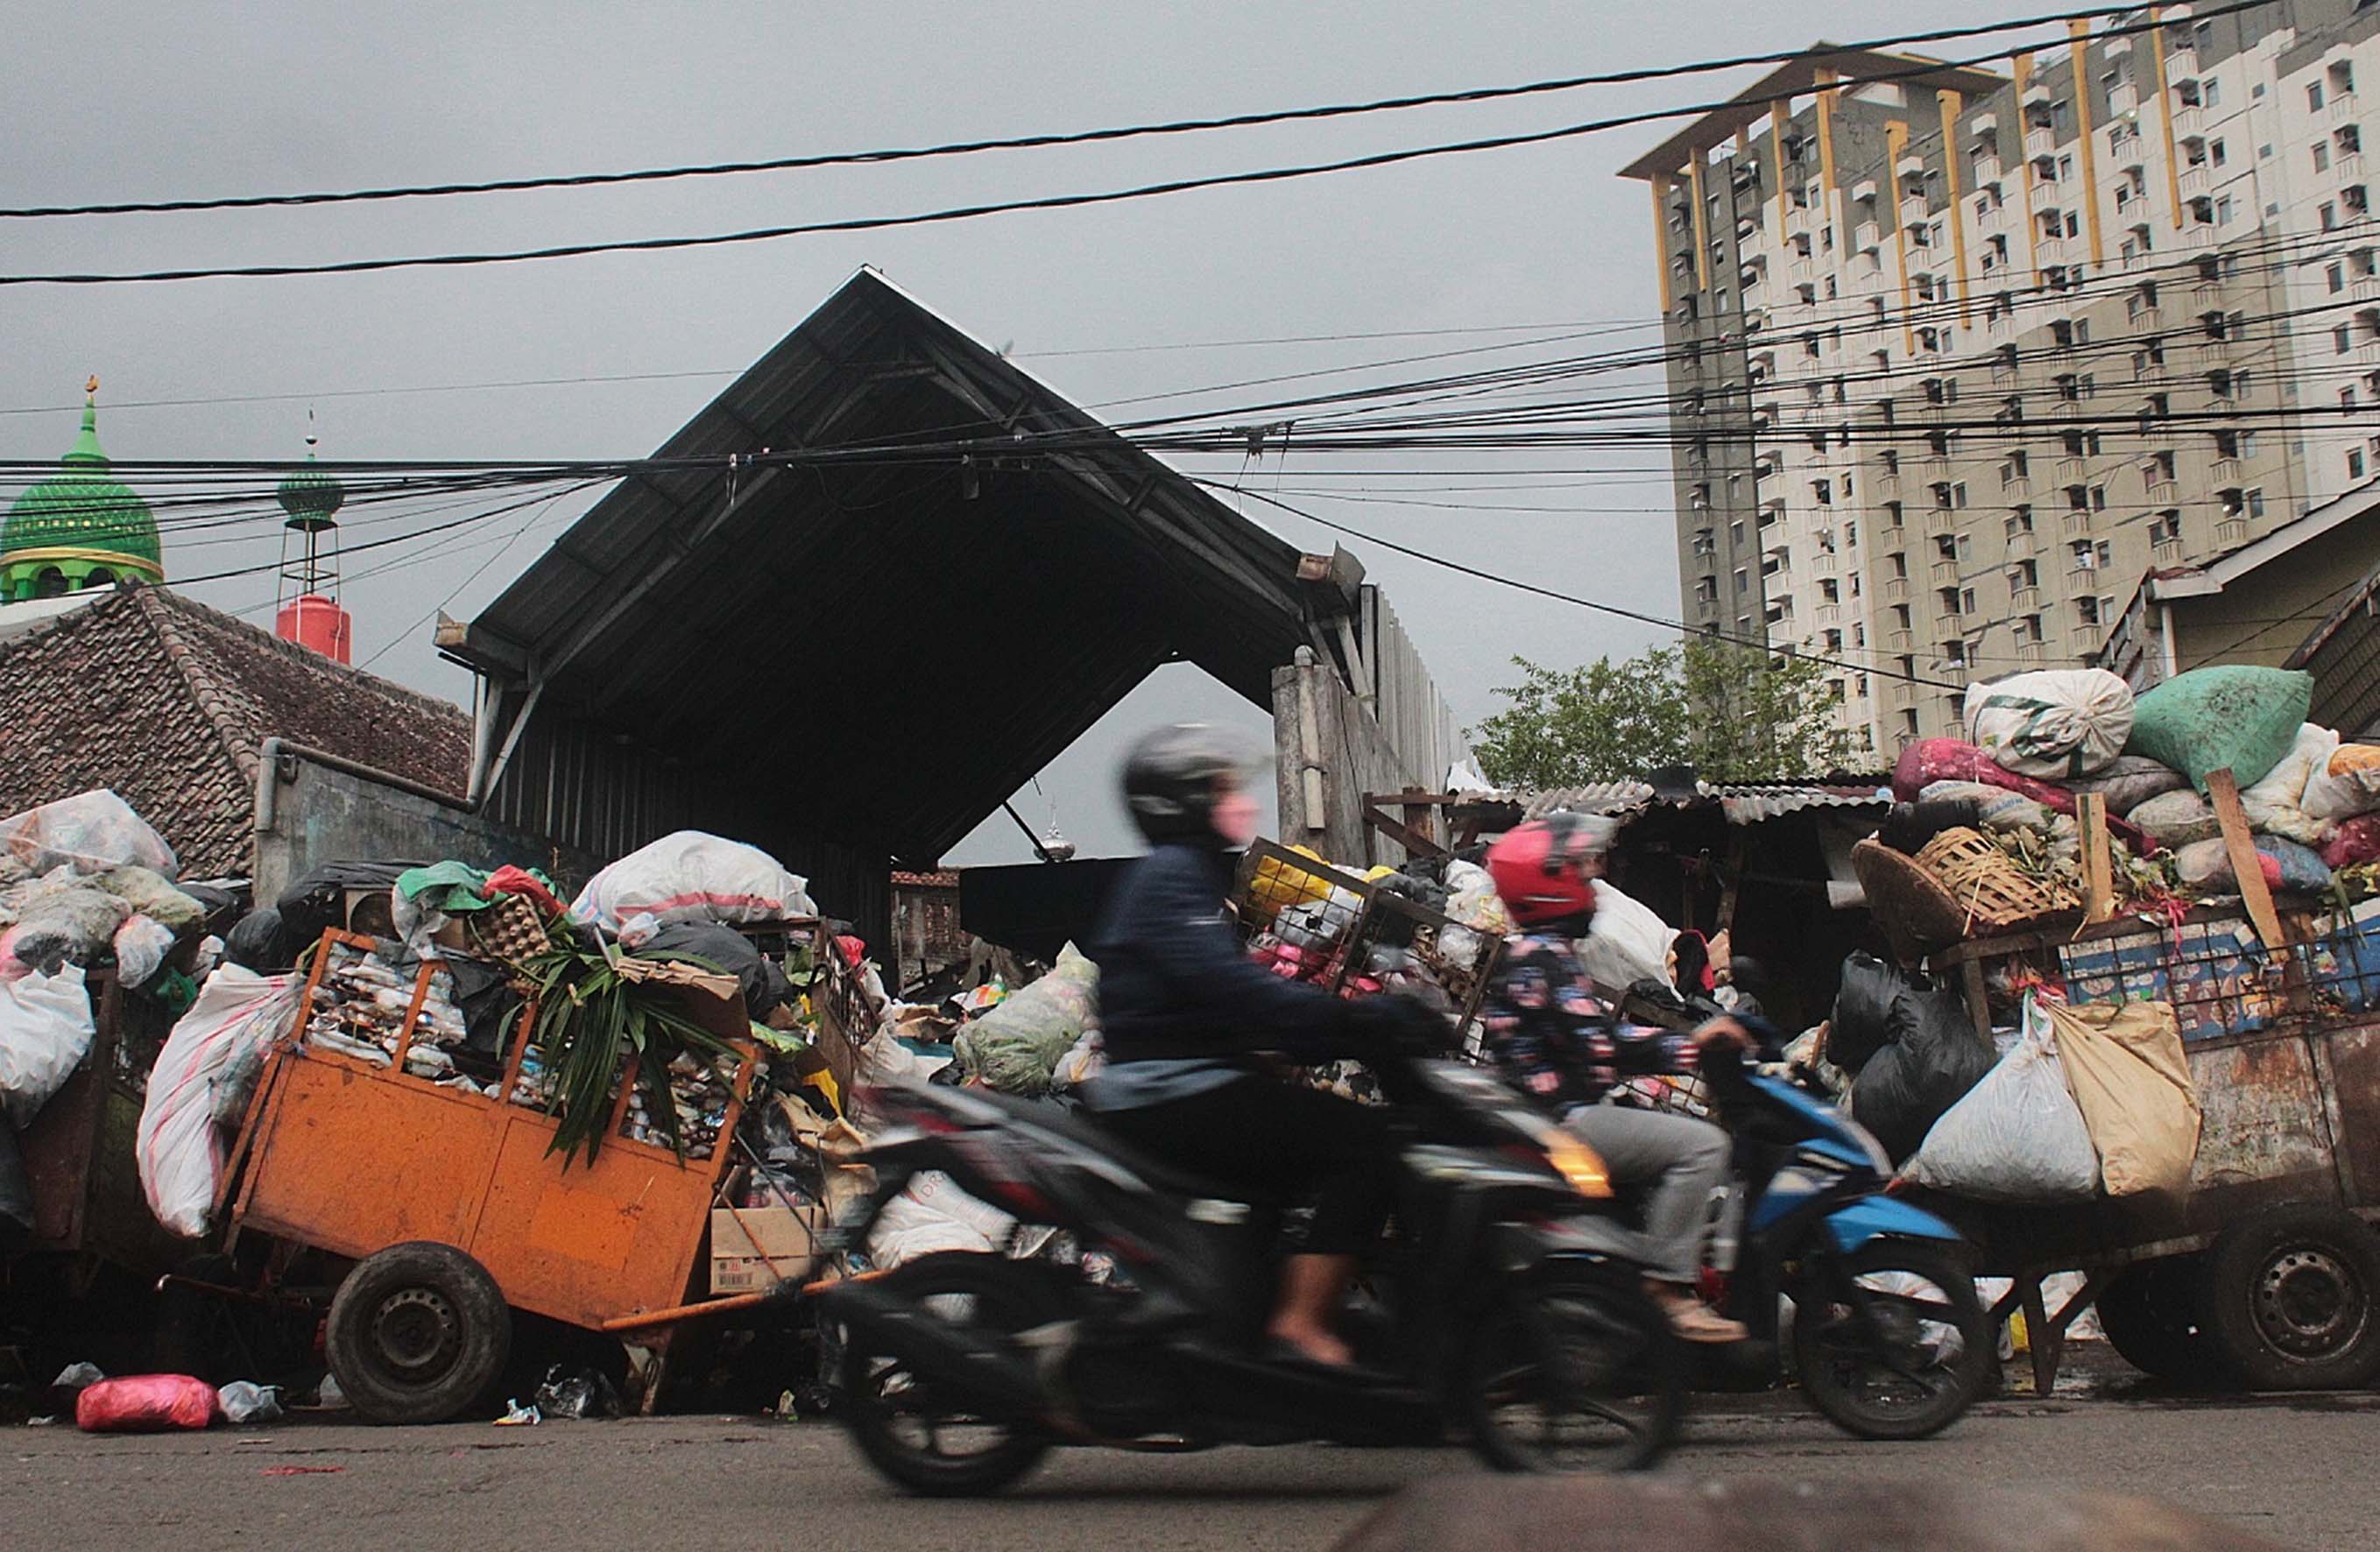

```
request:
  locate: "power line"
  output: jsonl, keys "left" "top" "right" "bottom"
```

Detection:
{"left": 0, "top": 3, "right": 2249, "bottom": 223}
{"left": 0, "top": 3, "right": 2272, "bottom": 286}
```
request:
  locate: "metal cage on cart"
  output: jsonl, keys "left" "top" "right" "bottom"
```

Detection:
{"left": 1230, "top": 838, "right": 1505, "bottom": 1036}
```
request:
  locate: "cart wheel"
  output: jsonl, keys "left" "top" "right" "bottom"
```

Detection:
{"left": 2202, "top": 1204, "right": 2380, "bottom": 1392}
{"left": 326, "top": 1242, "right": 512, "bottom": 1424}
{"left": 2094, "top": 1256, "right": 2214, "bottom": 1383}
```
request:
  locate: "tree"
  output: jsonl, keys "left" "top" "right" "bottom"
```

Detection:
{"left": 1471, "top": 638, "right": 1857, "bottom": 788}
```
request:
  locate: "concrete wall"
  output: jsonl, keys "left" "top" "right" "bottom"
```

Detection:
{"left": 1272, "top": 650, "right": 1427, "bottom": 868}
{"left": 252, "top": 744, "right": 599, "bottom": 906}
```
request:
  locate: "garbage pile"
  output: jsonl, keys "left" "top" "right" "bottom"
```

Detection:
{"left": 0, "top": 792, "right": 245, "bottom": 1233}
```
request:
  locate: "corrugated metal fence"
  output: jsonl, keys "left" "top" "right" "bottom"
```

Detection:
{"left": 1360, "top": 586, "right": 1472, "bottom": 789}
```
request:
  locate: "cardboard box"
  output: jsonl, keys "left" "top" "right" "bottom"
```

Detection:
{"left": 710, "top": 1205, "right": 823, "bottom": 1294}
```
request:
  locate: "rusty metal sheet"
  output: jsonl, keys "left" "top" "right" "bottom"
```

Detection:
{"left": 2182, "top": 1033, "right": 2341, "bottom": 1232}
{"left": 2316, "top": 1020, "right": 2380, "bottom": 1207}
{"left": 464, "top": 1115, "right": 715, "bottom": 1330}
{"left": 238, "top": 1053, "right": 505, "bottom": 1257}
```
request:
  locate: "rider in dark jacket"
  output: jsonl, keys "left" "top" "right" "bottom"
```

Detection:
{"left": 1084, "top": 724, "right": 1433, "bottom": 1367}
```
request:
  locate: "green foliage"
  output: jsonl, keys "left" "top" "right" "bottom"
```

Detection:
{"left": 1471, "top": 638, "right": 1857, "bottom": 788}
{"left": 520, "top": 928, "right": 738, "bottom": 1168}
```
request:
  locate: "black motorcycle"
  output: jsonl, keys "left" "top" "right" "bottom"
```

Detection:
{"left": 811, "top": 1051, "right": 1683, "bottom": 1495}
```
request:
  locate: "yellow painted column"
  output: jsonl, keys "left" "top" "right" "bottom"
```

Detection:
{"left": 2148, "top": 5, "right": 2185, "bottom": 231}
{"left": 1888, "top": 122, "right": 1917, "bottom": 356}
{"left": 2015, "top": 52, "right": 2045, "bottom": 283}
{"left": 1651, "top": 176, "right": 1675, "bottom": 311}
{"left": 1771, "top": 107, "right": 1791, "bottom": 230}
{"left": 1815, "top": 69, "right": 1843, "bottom": 240}
{"left": 1939, "top": 90, "right": 1973, "bottom": 325}
{"left": 2069, "top": 20, "right": 2108, "bottom": 264}
{"left": 1688, "top": 156, "right": 1711, "bottom": 291}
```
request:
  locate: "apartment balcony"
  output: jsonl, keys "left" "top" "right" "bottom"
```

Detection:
{"left": 1871, "top": 469, "right": 1901, "bottom": 498}
{"left": 1925, "top": 508, "right": 1965, "bottom": 540}
{"left": 1854, "top": 219, "right": 1881, "bottom": 252}
{"left": 2332, "top": 90, "right": 2359, "bottom": 128}
{"left": 1810, "top": 550, "right": 1840, "bottom": 576}
{"left": 2340, "top": 151, "right": 2366, "bottom": 185}
{"left": 2174, "top": 102, "right": 2205, "bottom": 138}
{"left": 1816, "top": 602, "right": 1845, "bottom": 628}
{"left": 2145, "top": 478, "right": 2180, "bottom": 504}
{"left": 1886, "top": 629, "right": 1915, "bottom": 652}
{"left": 2207, "top": 456, "right": 2243, "bottom": 486}
{"left": 2009, "top": 586, "right": 2044, "bottom": 611}
{"left": 2062, "top": 509, "right": 2096, "bottom": 537}
{"left": 2129, "top": 304, "right": 2165, "bottom": 332}
{"left": 2005, "top": 526, "right": 2044, "bottom": 559}
{"left": 2109, "top": 82, "right": 2138, "bottom": 116}
{"left": 2016, "top": 641, "right": 2052, "bottom": 665}
{"left": 2026, "top": 126, "right": 2058, "bottom": 159}
{"left": 1975, "top": 154, "right": 2003, "bottom": 186}
{"left": 2217, "top": 518, "right": 2251, "bottom": 547}
{"left": 2179, "top": 163, "right": 2211, "bottom": 197}
{"left": 2153, "top": 536, "right": 2186, "bottom": 564}
{"left": 1931, "top": 559, "right": 1962, "bottom": 588}
{"left": 1884, "top": 575, "right": 1911, "bottom": 603}
{"left": 2360, "top": 338, "right": 2380, "bottom": 368}
{"left": 2355, "top": 274, "right": 2380, "bottom": 304}
{"left": 2184, "top": 223, "right": 2216, "bottom": 251}
{"left": 2071, "top": 624, "right": 2108, "bottom": 660}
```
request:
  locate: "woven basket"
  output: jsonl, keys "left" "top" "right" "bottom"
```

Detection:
{"left": 1914, "top": 826, "right": 2080, "bottom": 935}
{"left": 466, "top": 891, "right": 553, "bottom": 970}
{"left": 1850, "top": 839, "right": 1972, "bottom": 962}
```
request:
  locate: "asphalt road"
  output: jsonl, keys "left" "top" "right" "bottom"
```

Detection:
{"left": 9, "top": 1373, "right": 2376, "bottom": 1552}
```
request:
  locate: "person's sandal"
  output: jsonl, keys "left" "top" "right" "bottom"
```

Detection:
{"left": 1664, "top": 1302, "right": 1749, "bottom": 1344}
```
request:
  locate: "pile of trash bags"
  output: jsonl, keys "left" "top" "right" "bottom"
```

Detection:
{"left": 1829, "top": 954, "right": 1996, "bottom": 1165}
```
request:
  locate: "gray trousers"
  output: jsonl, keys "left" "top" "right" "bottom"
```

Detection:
{"left": 1559, "top": 1104, "right": 1734, "bottom": 1283}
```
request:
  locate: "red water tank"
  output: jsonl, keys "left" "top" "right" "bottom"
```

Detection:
{"left": 275, "top": 593, "right": 352, "bottom": 664}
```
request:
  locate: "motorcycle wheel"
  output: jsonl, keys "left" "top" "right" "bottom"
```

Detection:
{"left": 838, "top": 1253, "right": 1054, "bottom": 1498}
{"left": 1790, "top": 1239, "right": 1992, "bottom": 1441}
{"left": 1459, "top": 1267, "right": 1683, "bottom": 1473}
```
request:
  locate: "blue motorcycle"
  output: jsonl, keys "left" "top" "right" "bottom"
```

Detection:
{"left": 1698, "top": 1057, "right": 1993, "bottom": 1439}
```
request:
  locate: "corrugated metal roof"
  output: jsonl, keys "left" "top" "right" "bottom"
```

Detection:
{"left": 448, "top": 272, "right": 1319, "bottom": 864}
{"left": 1473, "top": 777, "right": 1892, "bottom": 827}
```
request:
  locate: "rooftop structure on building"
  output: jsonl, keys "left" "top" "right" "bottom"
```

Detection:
{"left": 2, "top": 380, "right": 164, "bottom": 601}
{"left": 1621, "top": 4, "right": 2380, "bottom": 756}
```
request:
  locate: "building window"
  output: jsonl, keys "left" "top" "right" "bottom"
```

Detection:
{"left": 2248, "top": 488, "right": 2266, "bottom": 518}
{"left": 2354, "top": 449, "right": 2369, "bottom": 481}
{"left": 2317, "top": 142, "right": 2334, "bottom": 174}
{"left": 2324, "top": 201, "right": 2340, "bottom": 231}
{"left": 2213, "top": 138, "right": 2228, "bottom": 167}
{"left": 2312, "top": 81, "right": 2327, "bottom": 112}
{"left": 2333, "top": 264, "right": 2348, "bottom": 294}
{"left": 2340, "top": 324, "right": 2355, "bottom": 355}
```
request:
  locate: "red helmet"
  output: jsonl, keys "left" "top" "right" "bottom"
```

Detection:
{"left": 1485, "top": 813, "right": 1617, "bottom": 929}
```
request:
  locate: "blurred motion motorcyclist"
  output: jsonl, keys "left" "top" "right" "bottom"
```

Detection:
{"left": 1082, "top": 723, "right": 1439, "bottom": 1368}
{"left": 1481, "top": 814, "right": 1751, "bottom": 1344}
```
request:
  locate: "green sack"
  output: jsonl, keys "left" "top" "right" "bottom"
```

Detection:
{"left": 2125, "top": 666, "right": 2313, "bottom": 794}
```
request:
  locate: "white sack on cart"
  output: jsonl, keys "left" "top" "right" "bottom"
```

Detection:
{"left": 1576, "top": 879, "right": 1674, "bottom": 997}
{"left": 865, "top": 1169, "right": 1016, "bottom": 1269}
{"left": 1962, "top": 670, "right": 2135, "bottom": 780}
{"left": 1902, "top": 998, "right": 2099, "bottom": 1202}
{"left": 569, "top": 830, "right": 816, "bottom": 934}
{"left": 134, "top": 966, "right": 302, "bottom": 1238}
{"left": 0, "top": 964, "right": 95, "bottom": 1127}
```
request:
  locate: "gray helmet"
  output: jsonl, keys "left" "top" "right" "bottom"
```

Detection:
{"left": 1121, "top": 723, "right": 1270, "bottom": 844}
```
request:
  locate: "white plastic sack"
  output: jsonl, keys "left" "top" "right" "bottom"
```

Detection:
{"left": 1903, "top": 998, "right": 2099, "bottom": 1202}
{"left": 0, "top": 965, "right": 95, "bottom": 1127}
{"left": 865, "top": 1170, "right": 1015, "bottom": 1269}
{"left": 135, "top": 966, "right": 302, "bottom": 1238}
{"left": 1576, "top": 878, "right": 1674, "bottom": 996}
{"left": 2242, "top": 723, "right": 2340, "bottom": 844}
{"left": 0, "top": 791, "right": 177, "bottom": 880}
{"left": 111, "top": 915, "right": 176, "bottom": 988}
{"left": 1442, "top": 860, "right": 1513, "bottom": 935}
{"left": 569, "top": 830, "right": 816, "bottom": 934}
{"left": 2304, "top": 743, "right": 2380, "bottom": 822}
{"left": 1963, "top": 669, "right": 2136, "bottom": 780}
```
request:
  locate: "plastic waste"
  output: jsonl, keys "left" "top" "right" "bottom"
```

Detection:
{"left": 2304, "top": 741, "right": 2380, "bottom": 822}
{"left": 2239, "top": 723, "right": 2341, "bottom": 844}
{"left": 1903, "top": 998, "right": 2101, "bottom": 1202}
{"left": 950, "top": 944, "right": 1098, "bottom": 1097}
{"left": 2066, "top": 754, "right": 2190, "bottom": 817}
{"left": 0, "top": 964, "right": 95, "bottom": 1127}
{"left": 2129, "top": 789, "right": 2221, "bottom": 849}
{"left": 216, "top": 1382, "right": 286, "bottom": 1425}
{"left": 75, "top": 1373, "right": 219, "bottom": 1432}
{"left": 2125, "top": 666, "right": 2314, "bottom": 794}
{"left": 2174, "top": 834, "right": 2331, "bottom": 894}
{"left": 0, "top": 791, "right": 178, "bottom": 879}
{"left": 1833, "top": 955, "right": 1993, "bottom": 1163}
{"left": 494, "top": 1399, "right": 541, "bottom": 1426}
{"left": 11, "top": 884, "right": 133, "bottom": 969}
{"left": 136, "top": 965, "right": 304, "bottom": 1236}
{"left": 865, "top": 1170, "right": 1015, "bottom": 1269}
{"left": 531, "top": 1365, "right": 623, "bottom": 1420}
{"left": 87, "top": 867, "right": 207, "bottom": 934}
{"left": 569, "top": 830, "right": 816, "bottom": 935}
{"left": 2040, "top": 998, "right": 2201, "bottom": 1197}
{"left": 1963, "top": 668, "right": 2136, "bottom": 780}
{"left": 112, "top": 914, "right": 178, "bottom": 988}
{"left": 1575, "top": 878, "right": 1674, "bottom": 996}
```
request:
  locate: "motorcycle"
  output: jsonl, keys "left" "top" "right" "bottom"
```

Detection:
{"left": 1693, "top": 1052, "right": 1994, "bottom": 1439}
{"left": 811, "top": 1049, "right": 1684, "bottom": 1496}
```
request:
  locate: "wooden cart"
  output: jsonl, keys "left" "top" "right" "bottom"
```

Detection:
{"left": 208, "top": 931, "right": 782, "bottom": 1421}
{"left": 1910, "top": 895, "right": 2380, "bottom": 1396}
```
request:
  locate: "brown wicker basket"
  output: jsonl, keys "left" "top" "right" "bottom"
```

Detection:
{"left": 1850, "top": 838, "right": 1973, "bottom": 962}
{"left": 466, "top": 891, "right": 554, "bottom": 970}
{"left": 1914, "top": 826, "right": 2080, "bottom": 935}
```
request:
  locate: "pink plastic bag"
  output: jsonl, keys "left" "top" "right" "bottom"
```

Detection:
{"left": 1894, "top": 739, "right": 2152, "bottom": 853}
{"left": 75, "top": 1373, "right": 219, "bottom": 1432}
{"left": 2324, "top": 815, "right": 2380, "bottom": 870}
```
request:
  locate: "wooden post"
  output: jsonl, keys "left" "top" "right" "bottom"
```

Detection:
{"left": 2075, "top": 792, "right": 2117, "bottom": 924}
{"left": 2206, "top": 767, "right": 2287, "bottom": 952}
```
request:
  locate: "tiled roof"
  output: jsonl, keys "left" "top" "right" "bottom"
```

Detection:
{"left": 0, "top": 586, "right": 470, "bottom": 877}
{"left": 1468, "top": 777, "right": 1894, "bottom": 827}
{"left": 891, "top": 870, "right": 960, "bottom": 888}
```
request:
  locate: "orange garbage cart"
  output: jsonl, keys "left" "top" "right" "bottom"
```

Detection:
{"left": 211, "top": 931, "right": 785, "bottom": 1422}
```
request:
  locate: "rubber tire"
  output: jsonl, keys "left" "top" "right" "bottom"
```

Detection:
{"left": 838, "top": 1252, "right": 1053, "bottom": 1498}
{"left": 2201, "top": 1203, "right": 2380, "bottom": 1391}
{"left": 325, "top": 1242, "right": 512, "bottom": 1425}
{"left": 1791, "top": 1240, "right": 1992, "bottom": 1441}
{"left": 2096, "top": 1256, "right": 2214, "bottom": 1382}
{"left": 1460, "top": 1269, "right": 1683, "bottom": 1474}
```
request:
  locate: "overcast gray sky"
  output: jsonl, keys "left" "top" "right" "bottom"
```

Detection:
{"left": 1, "top": 0, "right": 2023, "bottom": 867}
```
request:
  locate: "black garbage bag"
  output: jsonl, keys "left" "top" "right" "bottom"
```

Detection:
{"left": 639, "top": 923, "right": 792, "bottom": 1020}
{"left": 273, "top": 860, "right": 423, "bottom": 949}
{"left": 1877, "top": 797, "right": 1985, "bottom": 857}
{"left": 1835, "top": 957, "right": 1994, "bottom": 1164}
{"left": 222, "top": 907, "right": 297, "bottom": 972}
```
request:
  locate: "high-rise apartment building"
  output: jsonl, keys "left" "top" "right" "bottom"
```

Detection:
{"left": 1622, "top": 4, "right": 2380, "bottom": 757}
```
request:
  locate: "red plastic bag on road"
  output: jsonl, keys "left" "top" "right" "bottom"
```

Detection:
{"left": 75, "top": 1373, "right": 218, "bottom": 1432}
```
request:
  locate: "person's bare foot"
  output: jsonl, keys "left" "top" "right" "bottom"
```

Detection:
{"left": 1267, "top": 1321, "right": 1355, "bottom": 1367}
